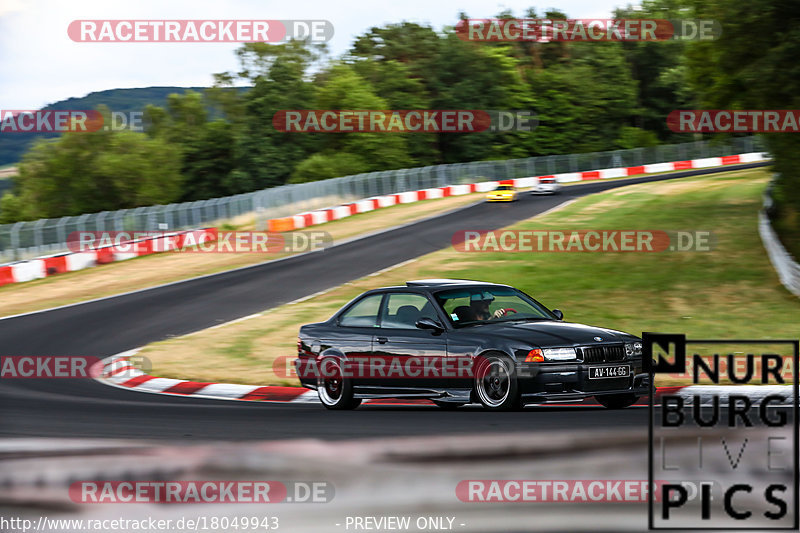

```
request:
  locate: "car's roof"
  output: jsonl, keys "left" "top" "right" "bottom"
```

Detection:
{"left": 362, "top": 279, "right": 508, "bottom": 293}
{"left": 405, "top": 279, "right": 502, "bottom": 287}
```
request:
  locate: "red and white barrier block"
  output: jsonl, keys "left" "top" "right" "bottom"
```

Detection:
{"left": 269, "top": 152, "right": 769, "bottom": 232}
{"left": 0, "top": 228, "right": 218, "bottom": 288}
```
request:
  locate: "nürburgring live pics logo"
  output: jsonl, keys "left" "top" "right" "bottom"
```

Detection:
{"left": 645, "top": 333, "right": 799, "bottom": 530}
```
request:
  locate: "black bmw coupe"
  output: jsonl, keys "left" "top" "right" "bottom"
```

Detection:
{"left": 295, "top": 279, "right": 647, "bottom": 410}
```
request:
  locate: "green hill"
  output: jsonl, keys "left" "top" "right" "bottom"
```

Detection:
{"left": 0, "top": 86, "right": 214, "bottom": 166}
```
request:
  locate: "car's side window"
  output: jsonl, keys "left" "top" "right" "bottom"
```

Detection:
{"left": 339, "top": 294, "right": 383, "bottom": 327}
{"left": 440, "top": 296, "right": 472, "bottom": 322}
{"left": 380, "top": 293, "right": 436, "bottom": 329}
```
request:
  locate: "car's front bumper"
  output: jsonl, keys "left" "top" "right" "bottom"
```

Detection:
{"left": 532, "top": 184, "right": 559, "bottom": 194}
{"left": 517, "top": 361, "right": 648, "bottom": 403}
{"left": 486, "top": 195, "right": 515, "bottom": 202}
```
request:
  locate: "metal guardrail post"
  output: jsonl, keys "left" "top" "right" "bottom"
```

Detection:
{"left": 96, "top": 211, "right": 108, "bottom": 232}
{"left": 10, "top": 222, "right": 23, "bottom": 261}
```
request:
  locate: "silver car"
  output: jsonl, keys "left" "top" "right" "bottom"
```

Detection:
{"left": 532, "top": 176, "right": 561, "bottom": 194}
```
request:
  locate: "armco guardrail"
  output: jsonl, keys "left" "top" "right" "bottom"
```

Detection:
{"left": 0, "top": 137, "right": 765, "bottom": 262}
{"left": 759, "top": 180, "right": 800, "bottom": 298}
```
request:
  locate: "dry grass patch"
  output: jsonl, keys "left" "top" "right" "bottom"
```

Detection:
{"left": 141, "top": 258, "right": 441, "bottom": 385}
{"left": 0, "top": 193, "right": 481, "bottom": 317}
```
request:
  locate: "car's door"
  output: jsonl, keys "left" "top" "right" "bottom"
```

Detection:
{"left": 365, "top": 292, "right": 449, "bottom": 394}
{"left": 319, "top": 293, "right": 383, "bottom": 383}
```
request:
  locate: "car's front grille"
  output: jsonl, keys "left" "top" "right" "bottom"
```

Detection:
{"left": 580, "top": 344, "right": 625, "bottom": 363}
{"left": 582, "top": 346, "right": 604, "bottom": 363}
{"left": 605, "top": 345, "right": 625, "bottom": 362}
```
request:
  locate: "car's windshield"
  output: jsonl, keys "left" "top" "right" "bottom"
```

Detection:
{"left": 433, "top": 286, "right": 554, "bottom": 327}
{"left": 495, "top": 185, "right": 514, "bottom": 191}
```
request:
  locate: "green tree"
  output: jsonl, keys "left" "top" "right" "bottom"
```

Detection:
{"left": 312, "top": 64, "right": 412, "bottom": 172}
{"left": 615, "top": 1, "right": 699, "bottom": 140}
{"left": 521, "top": 42, "right": 640, "bottom": 155}
{"left": 216, "top": 41, "right": 322, "bottom": 190}
{"left": 144, "top": 91, "right": 237, "bottom": 200}
{"left": 615, "top": 126, "right": 660, "bottom": 149}
{"left": 432, "top": 34, "right": 534, "bottom": 162}
{"left": 0, "top": 192, "right": 23, "bottom": 224}
{"left": 684, "top": 0, "right": 800, "bottom": 254}
{"left": 349, "top": 23, "right": 445, "bottom": 165}
{"left": 1, "top": 107, "right": 182, "bottom": 222}
{"left": 350, "top": 59, "right": 439, "bottom": 166}
{"left": 289, "top": 152, "right": 369, "bottom": 183}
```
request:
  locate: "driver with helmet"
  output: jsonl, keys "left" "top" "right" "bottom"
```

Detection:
{"left": 469, "top": 292, "right": 510, "bottom": 321}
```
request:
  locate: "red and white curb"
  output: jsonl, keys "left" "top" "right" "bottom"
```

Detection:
{"left": 96, "top": 350, "right": 319, "bottom": 403}
{"left": 97, "top": 350, "right": 438, "bottom": 405}
{"left": 95, "top": 352, "right": 793, "bottom": 406}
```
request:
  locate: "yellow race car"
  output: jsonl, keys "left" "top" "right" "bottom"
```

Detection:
{"left": 486, "top": 184, "right": 518, "bottom": 202}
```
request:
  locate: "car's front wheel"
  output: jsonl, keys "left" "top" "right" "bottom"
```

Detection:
{"left": 474, "top": 354, "right": 520, "bottom": 410}
{"left": 595, "top": 393, "right": 639, "bottom": 409}
{"left": 317, "top": 358, "right": 361, "bottom": 410}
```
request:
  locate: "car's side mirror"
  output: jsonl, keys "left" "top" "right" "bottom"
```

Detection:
{"left": 552, "top": 309, "right": 564, "bottom": 320}
{"left": 416, "top": 317, "right": 444, "bottom": 333}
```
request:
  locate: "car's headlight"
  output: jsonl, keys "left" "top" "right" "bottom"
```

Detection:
{"left": 542, "top": 347, "right": 577, "bottom": 361}
{"left": 625, "top": 342, "right": 643, "bottom": 357}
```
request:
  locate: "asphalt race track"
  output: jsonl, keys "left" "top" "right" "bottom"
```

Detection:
{"left": 0, "top": 162, "right": 769, "bottom": 440}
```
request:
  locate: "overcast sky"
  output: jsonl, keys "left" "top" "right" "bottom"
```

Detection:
{"left": 0, "top": 0, "right": 635, "bottom": 110}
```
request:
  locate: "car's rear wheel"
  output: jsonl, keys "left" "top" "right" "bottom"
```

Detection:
{"left": 317, "top": 358, "right": 361, "bottom": 410}
{"left": 595, "top": 393, "right": 639, "bottom": 409}
{"left": 474, "top": 354, "right": 520, "bottom": 410}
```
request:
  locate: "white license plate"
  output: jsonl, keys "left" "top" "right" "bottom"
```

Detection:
{"left": 589, "top": 365, "right": 630, "bottom": 379}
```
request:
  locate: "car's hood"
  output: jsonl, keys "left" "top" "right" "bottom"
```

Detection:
{"left": 473, "top": 320, "right": 637, "bottom": 346}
